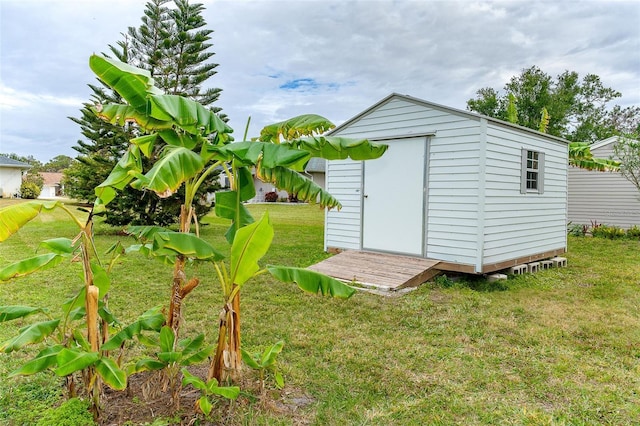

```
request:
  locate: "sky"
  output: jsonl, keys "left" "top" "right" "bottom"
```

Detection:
{"left": 0, "top": 0, "right": 639, "bottom": 163}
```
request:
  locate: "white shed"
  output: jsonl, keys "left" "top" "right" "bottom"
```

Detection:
{"left": 0, "top": 155, "right": 31, "bottom": 198}
{"left": 324, "top": 93, "right": 569, "bottom": 274}
{"left": 568, "top": 136, "right": 640, "bottom": 228}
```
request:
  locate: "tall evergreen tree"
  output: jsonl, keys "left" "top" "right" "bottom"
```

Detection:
{"left": 66, "top": 0, "right": 223, "bottom": 225}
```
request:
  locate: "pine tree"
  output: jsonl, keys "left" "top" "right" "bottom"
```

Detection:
{"left": 67, "top": 0, "right": 223, "bottom": 225}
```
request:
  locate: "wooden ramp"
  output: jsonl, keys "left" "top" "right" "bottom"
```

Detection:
{"left": 308, "top": 250, "right": 441, "bottom": 294}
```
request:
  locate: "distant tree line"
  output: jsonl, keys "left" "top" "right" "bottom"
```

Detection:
{"left": 467, "top": 65, "right": 639, "bottom": 143}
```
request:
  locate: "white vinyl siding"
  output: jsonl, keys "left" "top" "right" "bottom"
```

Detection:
{"left": 482, "top": 124, "right": 567, "bottom": 264}
{"left": 325, "top": 159, "right": 363, "bottom": 250}
{"left": 326, "top": 97, "right": 481, "bottom": 265}
{"left": 324, "top": 94, "right": 569, "bottom": 272}
{"left": 568, "top": 138, "right": 640, "bottom": 228}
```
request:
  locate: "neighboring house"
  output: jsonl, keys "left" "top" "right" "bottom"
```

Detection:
{"left": 39, "top": 172, "right": 65, "bottom": 198}
{"left": 568, "top": 136, "right": 640, "bottom": 228}
{"left": 0, "top": 155, "right": 31, "bottom": 198}
{"left": 324, "top": 93, "right": 569, "bottom": 274}
{"left": 249, "top": 159, "right": 326, "bottom": 202}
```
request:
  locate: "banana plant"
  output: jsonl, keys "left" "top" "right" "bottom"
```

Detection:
{"left": 0, "top": 201, "right": 126, "bottom": 418}
{"left": 569, "top": 141, "right": 620, "bottom": 171}
{"left": 181, "top": 368, "right": 240, "bottom": 417}
{"left": 241, "top": 340, "right": 285, "bottom": 392}
{"left": 88, "top": 54, "right": 388, "bottom": 385}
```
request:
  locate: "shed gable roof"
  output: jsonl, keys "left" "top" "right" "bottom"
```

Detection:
{"left": 329, "top": 93, "right": 570, "bottom": 144}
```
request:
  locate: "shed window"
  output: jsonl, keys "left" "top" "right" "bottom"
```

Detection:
{"left": 521, "top": 149, "right": 545, "bottom": 194}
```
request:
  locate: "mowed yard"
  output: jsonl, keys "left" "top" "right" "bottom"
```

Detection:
{"left": 0, "top": 199, "right": 638, "bottom": 425}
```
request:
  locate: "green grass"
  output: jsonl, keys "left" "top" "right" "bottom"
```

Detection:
{"left": 1, "top": 200, "right": 639, "bottom": 425}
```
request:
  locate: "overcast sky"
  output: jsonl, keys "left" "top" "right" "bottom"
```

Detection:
{"left": 1, "top": 0, "right": 638, "bottom": 162}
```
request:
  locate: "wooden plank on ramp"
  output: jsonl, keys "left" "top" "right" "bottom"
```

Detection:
{"left": 307, "top": 250, "right": 441, "bottom": 293}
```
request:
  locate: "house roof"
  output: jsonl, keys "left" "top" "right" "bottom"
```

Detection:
{"left": 305, "top": 157, "right": 326, "bottom": 173}
{"left": 329, "top": 93, "right": 570, "bottom": 144}
{"left": 591, "top": 136, "right": 621, "bottom": 150}
{"left": 0, "top": 155, "right": 32, "bottom": 169}
{"left": 40, "top": 172, "right": 64, "bottom": 186}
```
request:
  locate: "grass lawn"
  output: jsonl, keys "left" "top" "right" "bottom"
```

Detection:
{"left": 0, "top": 200, "right": 639, "bottom": 425}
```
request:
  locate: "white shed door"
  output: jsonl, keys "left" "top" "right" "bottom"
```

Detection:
{"left": 362, "top": 137, "right": 426, "bottom": 256}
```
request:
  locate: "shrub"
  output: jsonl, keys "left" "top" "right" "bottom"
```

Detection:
{"left": 626, "top": 225, "right": 640, "bottom": 239}
{"left": 264, "top": 191, "right": 278, "bottom": 202}
{"left": 591, "top": 224, "right": 626, "bottom": 239}
{"left": 20, "top": 181, "right": 41, "bottom": 199}
{"left": 568, "top": 223, "right": 587, "bottom": 237}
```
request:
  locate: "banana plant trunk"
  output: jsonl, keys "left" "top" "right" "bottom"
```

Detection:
{"left": 81, "top": 216, "right": 101, "bottom": 418}
{"left": 208, "top": 287, "right": 241, "bottom": 383}
{"left": 167, "top": 205, "right": 198, "bottom": 343}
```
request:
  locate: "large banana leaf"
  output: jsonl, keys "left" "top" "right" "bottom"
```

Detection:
{"left": 237, "top": 166, "right": 256, "bottom": 201}
{"left": 158, "top": 129, "right": 198, "bottom": 150}
{"left": 55, "top": 348, "right": 99, "bottom": 376}
{"left": 230, "top": 213, "right": 273, "bottom": 286}
{"left": 0, "top": 319, "right": 60, "bottom": 352}
{"left": 267, "top": 266, "right": 356, "bottom": 299}
{"left": 258, "top": 114, "right": 335, "bottom": 143}
{"left": 0, "top": 253, "right": 65, "bottom": 281}
{"left": 131, "top": 134, "right": 159, "bottom": 157}
{"left": 283, "top": 136, "right": 388, "bottom": 161}
{"left": 569, "top": 141, "right": 620, "bottom": 171}
{"left": 95, "top": 145, "right": 143, "bottom": 206}
{"left": 148, "top": 94, "right": 232, "bottom": 136}
{"left": 152, "top": 232, "right": 224, "bottom": 261}
{"left": 0, "top": 306, "right": 44, "bottom": 323}
{"left": 89, "top": 54, "right": 162, "bottom": 112}
{"left": 214, "top": 190, "right": 255, "bottom": 243}
{"left": 212, "top": 141, "right": 310, "bottom": 171}
{"left": 0, "top": 201, "right": 59, "bottom": 242}
{"left": 257, "top": 166, "right": 341, "bottom": 209}
{"left": 38, "top": 238, "right": 76, "bottom": 255}
{"left": 93, "top": 104, "right": 172, "bottom": 131}
{"left": 131, "top": 146, "right": 204, "bottom": 197}
{"left": 95, "top": 357, "right": 127, "bottom": 390}
{"left": 8, "top": 344, "right": 64, "bottom": 377}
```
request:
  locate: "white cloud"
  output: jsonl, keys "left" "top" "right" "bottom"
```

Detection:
{"left": 0, "top": 85, "right": 85, "bottom": 110}
{"left": 0, "top": 0, "right": 638, "bottom": 161}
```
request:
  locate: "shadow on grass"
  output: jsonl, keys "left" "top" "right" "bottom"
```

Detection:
{"left": 431, "top": 273, "right": 510, "bottom": 292}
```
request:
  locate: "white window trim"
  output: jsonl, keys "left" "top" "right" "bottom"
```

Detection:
{"left": 520, "top": 148, "right": 545, "bottom": 194}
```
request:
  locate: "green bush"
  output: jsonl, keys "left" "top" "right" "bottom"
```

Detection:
{"left": 591, "top": 224, "right": 626, "bottom": 239}
{"left": 626, "top": 225, "right": 640, "bottom": 239}
{"left": 567, "top": 223, "right": 587, "bottom": 237}
{"left": 36, "top": 398, "right": 95, "bottom": 426}
{"left": 20, "top": 181, "right": 41, "bottom": 199}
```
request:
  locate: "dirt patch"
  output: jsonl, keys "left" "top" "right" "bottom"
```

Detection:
{"left": 98, "top": 365, "right": 315, "bottom": 425}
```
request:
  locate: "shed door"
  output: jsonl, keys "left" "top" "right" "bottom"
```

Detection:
{"left": 362, "top": 137, "right": 426, "bottom": 256}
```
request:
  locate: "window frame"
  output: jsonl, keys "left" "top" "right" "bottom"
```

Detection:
{"left": 520, "top": 148, "right": 545, "bottom": 194}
